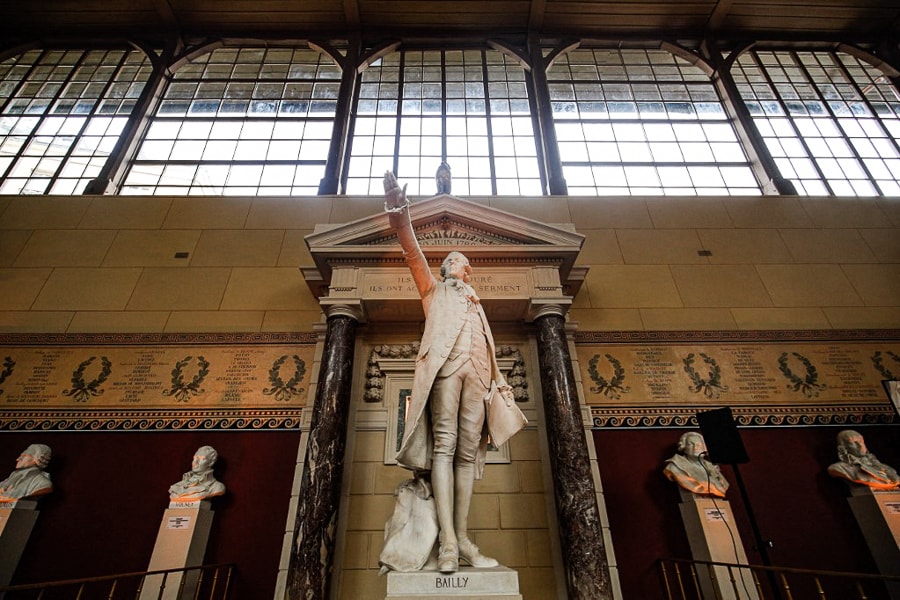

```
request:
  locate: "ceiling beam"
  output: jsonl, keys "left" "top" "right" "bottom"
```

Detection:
{"left": 344, "top": 0, "right": 361, "bottom": 31}
{"left": 707, "top": 0, "right": 733, "bottom": 32}
{"left": 152, "top": 0, "right": 179, "bottom": 31}
{"left": 528, "top": 0, "right": 546, "bottom": 32}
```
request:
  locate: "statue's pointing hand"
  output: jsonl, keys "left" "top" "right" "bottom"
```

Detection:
{"left": 383, "top": 171, "right": 409, "bottom": 213}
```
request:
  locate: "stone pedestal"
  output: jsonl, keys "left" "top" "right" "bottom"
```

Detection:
{"left": 385, "top": 567, "right": 522, "bottom": 599}
{"left": 140, "top": 501, "right": 214, "bottom": 600}
{"left": 0, "top": 501, "right": 39, "bottom": 587}
{"left": 678, "top": 491, "right": 759, "bottom": 600}
{"left": 848, "top": 487, "right": 900, "bottom": 599}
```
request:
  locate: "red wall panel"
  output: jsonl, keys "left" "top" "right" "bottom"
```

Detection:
{"left": 0, "top": 429, "right": 301, "bottom": 599}
{"left": 593, "top": 425, "right": 900, "bottom": 599}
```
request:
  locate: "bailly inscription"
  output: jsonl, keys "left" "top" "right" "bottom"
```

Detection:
{"left": 435, "top": 575, "right": 469, "bottom": 589}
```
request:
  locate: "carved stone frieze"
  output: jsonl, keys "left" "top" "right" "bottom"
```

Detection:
{"left": 364, "top": 343, "right": 528, "bottom": 403}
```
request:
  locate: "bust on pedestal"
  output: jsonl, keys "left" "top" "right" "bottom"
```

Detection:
{"left": 0, "top": 444, "right": 54, "bottom": 586}
{"left": 142, "top": 446, "right": 225, "bottom": 600}
{"left": 828, "top": 430, "right": 900, "bottom": 598}
{"left": 664, "top": 432, "right": 758, "bottom": 600}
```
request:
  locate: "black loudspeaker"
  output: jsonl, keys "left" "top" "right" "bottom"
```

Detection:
{"left": 696, "top": 407, "right": 749, "bottom": 464}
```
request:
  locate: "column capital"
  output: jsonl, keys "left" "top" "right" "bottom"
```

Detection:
{"left": 528, "top": 299, "right": 570, "bottom": 322}
{"left": 321, "top": 300, "right": 365, "bottom": 322}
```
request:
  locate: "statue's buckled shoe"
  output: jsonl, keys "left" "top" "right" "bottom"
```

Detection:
{"left": 438, "top": 543, "right": 459, "bottom": 573}
{"left": 458, "top": 539, "right": 499, "bottom": 568}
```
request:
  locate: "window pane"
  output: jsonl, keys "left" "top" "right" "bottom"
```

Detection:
{"left": 125, "top": 45, "right": 337, "bottom": 195}
{"left": 551, "top": 47, "right": 758, "bottom": 195}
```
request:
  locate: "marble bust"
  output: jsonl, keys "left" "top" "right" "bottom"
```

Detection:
{"left": 827, "top": 430, "right": 900, "bottom": 490}
{"left": 663, "top": 432, "right": 730, "bottom": 498}
{"left": 168, "top": 446, "right": 226, "bottom": 501}
{"left": 0, "top": 444, "right": 53, "bottom": 503}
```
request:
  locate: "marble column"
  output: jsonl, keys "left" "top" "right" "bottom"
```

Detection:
{"left": 535, "top": 308, "right": 611, "bottom": 599}
{"left": 286, "top": 306, "right": 359, "bottom": 600}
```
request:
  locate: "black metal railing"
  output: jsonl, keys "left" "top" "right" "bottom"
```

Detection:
{"left": 0, "top": 563, "right": 234, "bottom": 600}
{"left": 659, "top": 557, "right": 900, "bottom": 600}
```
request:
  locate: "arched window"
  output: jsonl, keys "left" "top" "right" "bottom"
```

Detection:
{"left": 733, "top": 49, "right": 900, "bottom": 196}
{"left": 0, "top": 48, "right": 151, "bottom": 194}
{"left": 547, "top": 48, "right": 760, "bottom": 196}
{"left": 345, "top": 49, "right": 542, "bottom": 196}
{"left": 122, "top": 46, "right": 340, "bottom": 195}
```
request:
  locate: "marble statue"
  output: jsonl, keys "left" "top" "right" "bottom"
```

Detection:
{"left": 435, "top": 161, "right": 452, "bottom": 194}
{"left": 168, "top": 446, "right": 226, "bottom": 501}
{"left": 827, "top": 430, "right": 900, "bottom": 490}
{"left": 663, "top": 432, "right": 730, "bottom": 498}
{"left": 381, "top": 171, "right": 527, "bottom": 574}
{"left": 0, "top": 444, "right": 53, "bottom": 503}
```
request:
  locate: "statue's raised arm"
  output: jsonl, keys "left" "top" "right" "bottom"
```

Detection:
{"left": 382, "top": 172, "right": 434, "bottom": 301}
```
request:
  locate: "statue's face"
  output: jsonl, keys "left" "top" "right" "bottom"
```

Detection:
{"left": 15, "top": 448, "right": 38, "bottom": 470}
{"left": 192, "top": 451, "right": 212, "bottom": 472}
{"left": 841, "top": 433, "right": 867, "bottom": 458}
{"left": 682, "top": 434, "right": 707, "bottom": 459}
{"left": 444, "top": 253, "right": 471, "bottom": 283}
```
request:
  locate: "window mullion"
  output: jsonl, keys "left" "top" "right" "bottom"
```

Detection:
{"left": 758, "top": 50, "right": 834, "bottom": 194}
{"left": 49, "top": 51, "right": 130, "bottom": 188}
{"left": 23, "top": 51, "right": 90, "bottom": 193}
{"left": 441, "top": 51, "right": 447, "bottom": 162}
{"left": 829, "top": 51, "right": 900, "bottom": 193}
{"left": 482, "top": 49, "right": 497, "bottom": 195}
{"left": 792, "top": 51, "right": 883, "bottom": 195}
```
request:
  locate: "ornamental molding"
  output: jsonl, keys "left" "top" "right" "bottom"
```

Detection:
{"left": 0, "top": 408, "right": 304, "bottom": 431}
{"left": 0, "top": 332, "right": 319, "bottom": 346}
{"left": 590, "top": 405, "right": 897, "bottom": 429}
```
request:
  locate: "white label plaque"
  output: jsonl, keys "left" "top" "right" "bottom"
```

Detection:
{"left": 166, "top": 516, "right": 192, "bottom": 530}
{"left": 704, "top": 508, "right": 727, "bottom": 522}
{"left": 884, "top": 502, "right": 900, "bottom": 514}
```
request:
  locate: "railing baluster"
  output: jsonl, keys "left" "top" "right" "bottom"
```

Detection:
{"left": 660, "top": 560, "right": 675, "bottom": 600}
{"left": 192, "top": 566, "right": 206, "bottom": 600}
{"left": 813, "top": 576, "right": 826, "bottom": 599}
{"left": 673, "top": 562, "right": 688, "bottom": 600}
{"left": 76, "top": 582, "right": 86, "bottom": 600}
{"left": 728, "top": 565, "right": 741, "bottom": 599}
{"left": 855, "top": 580, "right": 869, "bottom": 600}
{"left": 221, "top": 565, "right": 233, "bottom": 599}
{"left": 779, "top": 573, "right": 794, "bottom": 600}
{"left": 207, "top": 566, "right": 221, "bottom": 600}
{"left": 752, "top": 568, "right": 766, "bottom": 600}
{"left": 156, "top": 571, "right": 168, "bottom": 600}
{"left": 689, "top": 563, "right": 703, "bottom": 600}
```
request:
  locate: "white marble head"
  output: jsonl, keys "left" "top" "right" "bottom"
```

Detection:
{"left": 440, "top": 252, "right": 471, "bottom": 283}
{"left": 192, "top": 446, "right": 218, "bottom": 472}
{"left": 17, "top": 444, "right": 51, "bottom": 470}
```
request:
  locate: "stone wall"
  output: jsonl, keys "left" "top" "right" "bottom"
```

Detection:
{"left": 1, "top": 194, "right": 898, "bottom": 333}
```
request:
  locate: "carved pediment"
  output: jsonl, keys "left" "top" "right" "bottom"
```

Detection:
{"left": 301, "top": 193, "right": 587, "bottom": 319}
{"left": 369, "top": 215, "right": 528, "bottom": 247}
{"left": 304, "top": 194, "right": 582, "bottom": 271}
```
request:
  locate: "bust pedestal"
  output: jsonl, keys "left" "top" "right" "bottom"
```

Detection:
{"left": 140, "top": 500, "right": 214, "bottom": 600}
{"left": 0, "top": 500, "right": 39, "bottom": 586}
{"left": 847, "top": 486, "right": 900, "bottom": 599}
{"left": 677, "top": 489, "right": 759, "bottom": 600}
{"left": 385, "top": 566, "right": 521, "bottom": 599}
